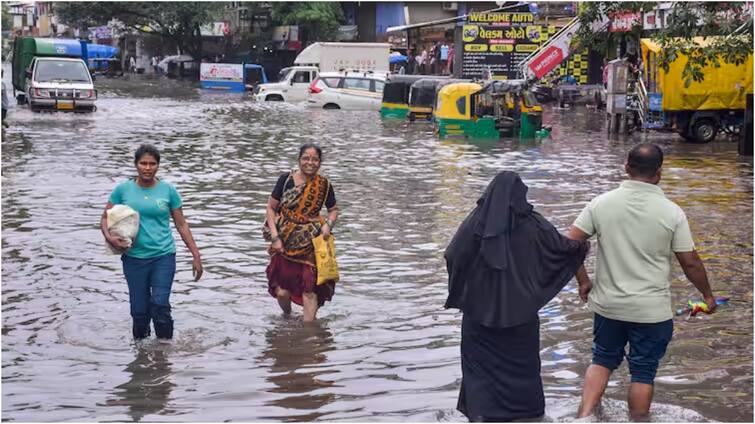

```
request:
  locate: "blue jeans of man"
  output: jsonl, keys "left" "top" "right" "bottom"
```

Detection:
{"left": 122, "top": 253, "right": 176, "bottom": 339}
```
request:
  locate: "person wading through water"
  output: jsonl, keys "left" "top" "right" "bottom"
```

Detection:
{"left": 264, "top": 143, "right": 339, "bottom": 321}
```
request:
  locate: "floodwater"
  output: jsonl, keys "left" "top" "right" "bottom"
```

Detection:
{"left": 2, "top": 73, "right": 752, "bottom": 422}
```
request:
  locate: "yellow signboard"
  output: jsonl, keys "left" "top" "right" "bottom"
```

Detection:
{"left": 464, "top": 44, "right": 489, "bottom": 52}
{"left": 515, "top": 44, "right": 539, "bottom": 53}
{"left": 490, "top": 45, "right": 514, "bottom": 53}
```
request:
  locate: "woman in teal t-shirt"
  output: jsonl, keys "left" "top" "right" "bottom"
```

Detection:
{"left": 100, "top": 144, "right": 203, "bottom": 341}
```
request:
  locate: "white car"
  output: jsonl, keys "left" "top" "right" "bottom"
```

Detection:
{"left": 306, "top": 71, "right": 387, "bottom": 110}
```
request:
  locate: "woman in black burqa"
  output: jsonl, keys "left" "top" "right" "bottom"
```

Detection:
{"left": 444, "top": 171, "right": 589, "bottom": 422}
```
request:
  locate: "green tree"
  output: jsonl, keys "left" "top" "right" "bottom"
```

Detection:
{"left": 576, "top": 2, "right": 753, "bottom": 86}
{"left": 2, "top": 2, "right": 12, "bottom": 32}
{"left": 55, "top": 2, "right": 225, "bottom": 61}
{"left": 271, "top": 2, "right": 344, "bottom": 46}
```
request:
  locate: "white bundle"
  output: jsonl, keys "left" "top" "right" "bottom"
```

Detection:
{"left": 106, "top": 205, "right": 140, "bottom": 255}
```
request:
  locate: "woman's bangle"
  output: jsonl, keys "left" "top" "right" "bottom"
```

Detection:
{"left": 326, "top": 219, "right": 335, "bottom": 229}
{"left": 271, "top": 235, "right": 280, "bottom": 243}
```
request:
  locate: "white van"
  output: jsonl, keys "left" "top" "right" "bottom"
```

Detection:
{"left": 254, "top": 42, "right": 391, "bottom": 103}
{"left": 254, "top": 66, "right": 317, "bottom": 103}
{"left": 25, "top": 57, "right": 96, "bottom": 112}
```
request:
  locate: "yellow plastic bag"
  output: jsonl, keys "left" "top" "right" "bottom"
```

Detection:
{"left": 312, "top": 234, "right": 339, "bottom": 285}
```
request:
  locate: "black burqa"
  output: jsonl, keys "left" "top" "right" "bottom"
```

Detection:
{"left": 444, "top": 171, "right": 589, "bottom": 422}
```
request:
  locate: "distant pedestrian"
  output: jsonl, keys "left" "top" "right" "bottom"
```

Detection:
{"left": 447, "top": 44, "right": 455, "bottom": 76}
{"left": 101, "top": 144, "right": 203, "bottom": 341}
{"left": 567, "top": 143, "right": 717, "bottom": 420}
{"left": 440, "top": 42, "right": 449, "bottom": 75}
{"left": 1, "top": 71, "right": 9, "bottom": 128}
{"left": 151, "top": 56, "right": 159, "bottom": 75}
{"left": 129, "top": 56, "right": 136, "bottom": 73}
{"left": 433, "top": 41, "right": 442, "bottom": 74}
{"left": 420, "top": 47, "right": 428, "bottom": 74}
{"left": 602, "top": 58, "right": 609, "bottom": 88}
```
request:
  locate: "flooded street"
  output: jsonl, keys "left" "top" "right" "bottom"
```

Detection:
{"left": 2, "top": 74, "right": 752, "bottom": 422}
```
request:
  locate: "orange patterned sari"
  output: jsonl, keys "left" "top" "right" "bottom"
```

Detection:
{"left": 264, "top": 172, "right": 330, "bottom": 266}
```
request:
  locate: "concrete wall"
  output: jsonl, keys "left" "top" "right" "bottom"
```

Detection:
{"left": 405, "top": 2, "right": 456, "bottom": 24}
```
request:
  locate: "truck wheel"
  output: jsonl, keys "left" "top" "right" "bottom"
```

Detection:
{"left": 265, "top": 95, "right": 283, "bottom": 101}
{"left": 691, "top": 119, "right": 718, "bottom": 143}
{"left": 322, "top": 103, "right": 340, "bottom": 110}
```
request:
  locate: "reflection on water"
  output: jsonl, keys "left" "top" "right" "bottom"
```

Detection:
{"left": 1, "top": 75, "right": 752, "bottom": 422}
{"left": 106, "top": 347, "right": 175, "bottom": 422}
{"left": 261, "top": 319, "right": 336, "bottom": 421}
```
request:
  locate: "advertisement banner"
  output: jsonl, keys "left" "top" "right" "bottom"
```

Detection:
{"left": 461, "top": 11, "right": 543, "bottom": 80}
{"left": 88, "top": 25, "right": 111, "bottom": 40}
{"left": 200, "top": 21, "right": 230, "bottom": 37}
{"left": 200, "top": 63, "right": 244, "bottom": 92}
{"left": 610, "top": 12, "right": 642, "bottom": 32}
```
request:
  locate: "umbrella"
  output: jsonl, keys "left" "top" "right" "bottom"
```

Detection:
{"left": 389, "top": 54, "right": 408, "bottom": 64}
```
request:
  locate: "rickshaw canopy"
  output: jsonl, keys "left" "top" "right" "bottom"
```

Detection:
{"left": 435, "top": 82, "right": 483, "bottom": 120}
{"left": 409, "top": 77, "right": 449, "bottom": 107}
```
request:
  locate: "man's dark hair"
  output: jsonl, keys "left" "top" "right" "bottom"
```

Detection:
{"left": 134, "top": 144, "right": 161, "bottom": 164}
{"left": 627, "top": 143, "right": 663, "bottom": 177}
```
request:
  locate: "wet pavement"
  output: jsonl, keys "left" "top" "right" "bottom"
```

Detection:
{"left": 2, "top": 73, "right": 752, "bottom": 422}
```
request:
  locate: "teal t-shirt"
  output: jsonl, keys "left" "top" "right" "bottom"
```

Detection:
{"left": 109, "top": 179, "right": 182, "bottom": 259}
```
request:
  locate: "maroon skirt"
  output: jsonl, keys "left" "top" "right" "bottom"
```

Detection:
{"left": 266, "top": 254, "right": 335, "bottom": 307}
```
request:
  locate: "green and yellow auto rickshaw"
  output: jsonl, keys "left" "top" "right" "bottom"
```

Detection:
{"left": 380, "top": 74, "right": 428, "bottom": 119}
{"left": 407, "top": 77, "right": 449, "bottom": 121}
{"left": 435, "top": 80, "right": 549, "bottom": 139}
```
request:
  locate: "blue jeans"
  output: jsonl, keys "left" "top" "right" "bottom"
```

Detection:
{"left": 122, "top": 253, "right": 176, "bottom": 340}
{"left": 591, "top": 313, "right": 673, "bottom": 385}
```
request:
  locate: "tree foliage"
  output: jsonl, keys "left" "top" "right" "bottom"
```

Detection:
{"left": 271, "top": 2, "right": 344, "bottom": 45}
{"left": 576, "top": 2, "right": 753, "bottom": 86}
{"left": 2, "top": 2, "right": 12, "bottom": 32}
{"left": 55, "top": 2, "right": 224, "bottom": 61}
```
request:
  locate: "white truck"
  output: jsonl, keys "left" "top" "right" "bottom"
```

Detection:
{"left": 255, "top": 42, "right": 391, "bottom": 102}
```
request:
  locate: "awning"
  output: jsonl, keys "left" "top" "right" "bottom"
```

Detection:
{"left": 386, "top": 16, "right": 461, "bottom": 33}
{"left": 640, "top": 38, "right": 661, "bottom": 54}
{"left": 386, "top": 2, "right": 533, "bottom": 33}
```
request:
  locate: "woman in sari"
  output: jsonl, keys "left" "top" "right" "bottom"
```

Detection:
{"left": 444, "top": 171, "right": 589, "bottom": 422}
{"left": 265, "top": 143, "right": 339, "bottom": 321}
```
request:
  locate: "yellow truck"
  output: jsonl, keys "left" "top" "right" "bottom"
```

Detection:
{"left": 641, "top": 37, "right": 753, "bottom": 143}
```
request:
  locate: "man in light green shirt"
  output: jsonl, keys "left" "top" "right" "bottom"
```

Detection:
{"left": 566, "top": 143, "right": 716, "bottom": 420}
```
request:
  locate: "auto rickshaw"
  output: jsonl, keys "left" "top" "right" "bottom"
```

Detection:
{"left": 407, "top": 77, "right": 449, "bottom": 121}
{"left": 380, "top": 74, "right": 427, "bottom": 119}
{"left": 482, "top": 79, "right": 546, "bottom": 138}
{"left": 435, "top": 80, "right": 549, "bottom": 139}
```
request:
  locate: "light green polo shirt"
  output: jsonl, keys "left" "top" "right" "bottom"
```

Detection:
{"left": 573, "top": 180, "right": 695, "bottom": 323}
{"left": 109, "top": 179, "right": 182, "bottom": 259}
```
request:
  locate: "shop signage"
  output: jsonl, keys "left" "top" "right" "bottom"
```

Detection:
{"left": 461, "top": 11, "right": 543, "bottom": 79}
{"left": 610, "top": 12, "right": 642, "bottom": 32}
